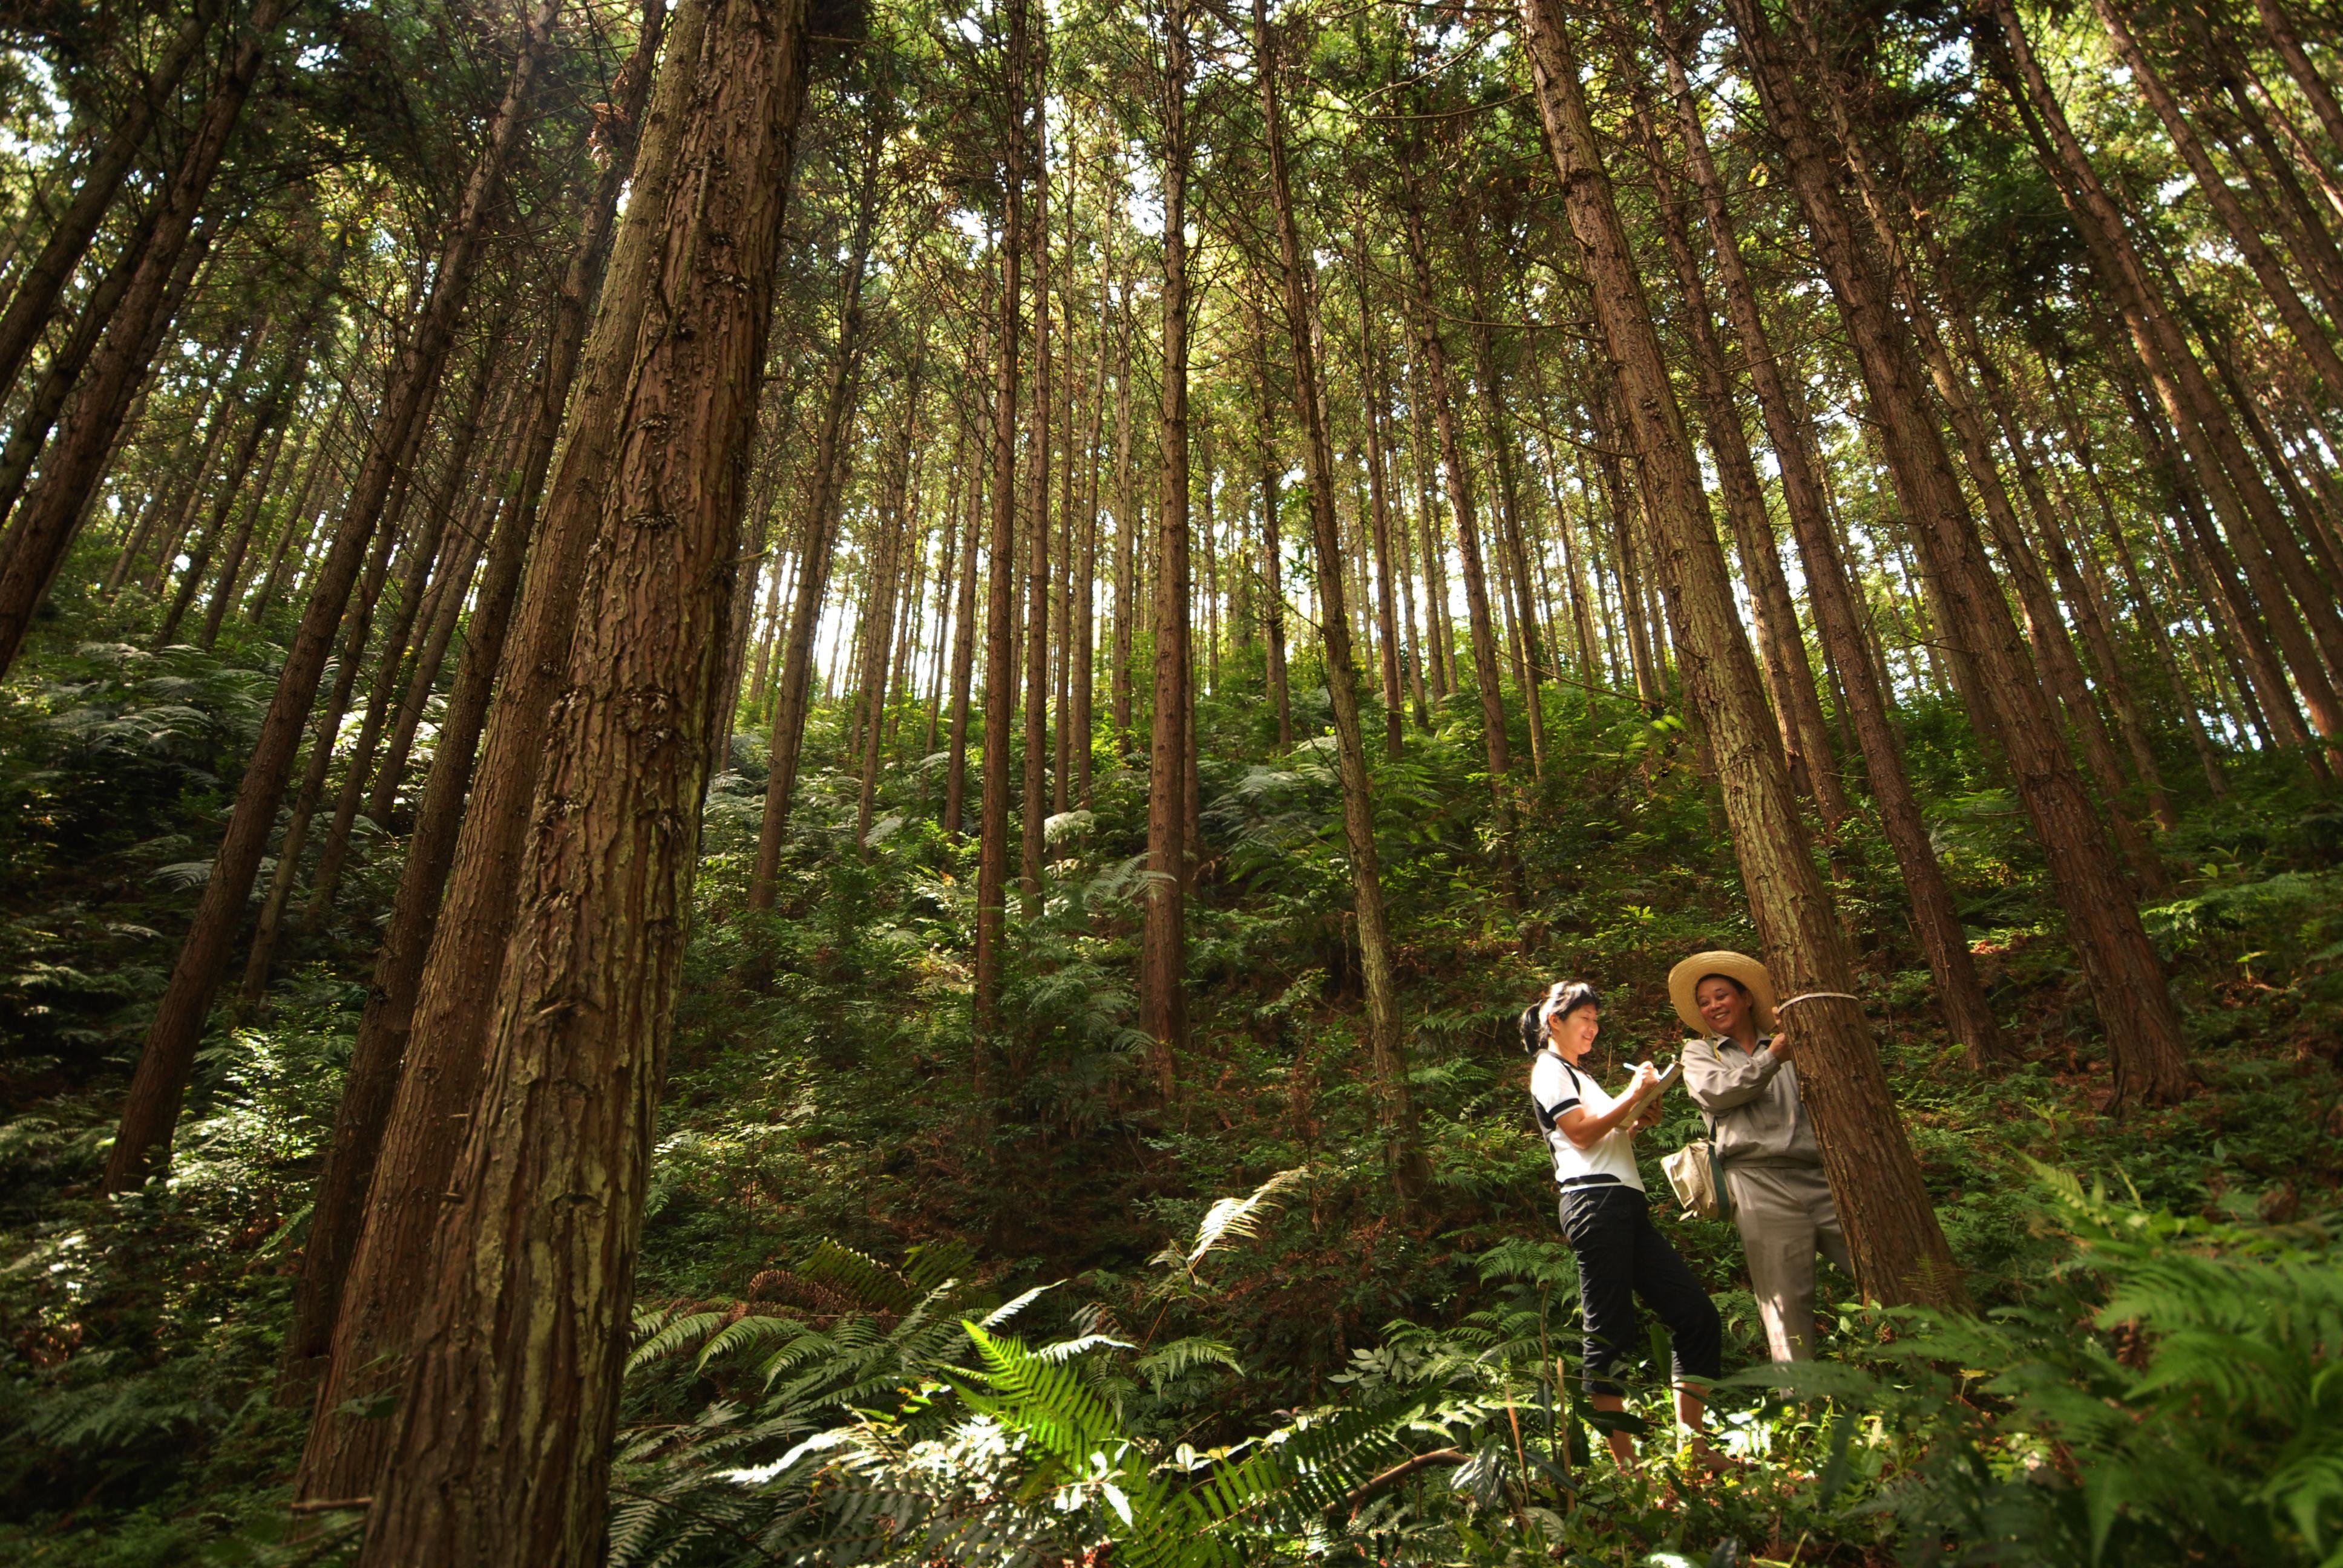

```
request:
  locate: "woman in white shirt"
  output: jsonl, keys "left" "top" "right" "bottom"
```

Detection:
{"left": 1522, "top": 979, "right": 1725, "bottom": 1473}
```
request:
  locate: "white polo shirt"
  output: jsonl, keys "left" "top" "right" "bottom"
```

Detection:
{"left": 1530, "top": 1050, "right": 1645, "bottom": 1194}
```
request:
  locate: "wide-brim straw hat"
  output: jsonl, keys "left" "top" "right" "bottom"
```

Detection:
{"left": 1669, "top": 950, "right": 1777, "bottom": 1034}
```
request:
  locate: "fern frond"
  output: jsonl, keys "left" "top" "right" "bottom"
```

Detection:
{"left": 1179, "top": 1167, "right": 1306, "bottom": 1275}
{"left": 800, "top": 1238, "right": 920, "bottom": 1315}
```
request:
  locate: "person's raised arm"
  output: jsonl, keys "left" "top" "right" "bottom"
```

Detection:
{"left": 1556, "top": 1064, "right": 1655, "bottom": 1149}
{"left": 1681, "top": 1034, "right": 1781, "bottom": 1112}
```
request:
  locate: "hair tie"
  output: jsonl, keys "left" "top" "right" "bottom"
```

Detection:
{"left": 1774, "top": 990, "right": 1860, "bottom": 1013}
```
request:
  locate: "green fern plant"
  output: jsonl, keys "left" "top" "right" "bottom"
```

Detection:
{"left": 1758, "top": 1168, "right": 2343, "bottom": 1567}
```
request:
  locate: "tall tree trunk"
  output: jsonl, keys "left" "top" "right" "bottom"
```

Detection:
{"left": 1460, "top": 226, "right": 1549, "bottom": 778}
{"left": 2249, "top": 0, "right": 2343, "bottom": 175}
{"left": 353, "top": 0, "right": 811, "bottom": 1554}
{"left": 300, "top": 364, "right": 502, "bottom": 932}
{"left": 1141, "top": 0, "right": 1193, "bottom": 1082}
{"left": 0, "top": 0, "right": 297, "bottom": 679}
{"left": 1523, "top": 0, "right": 1964, "bottom": 1302}
{"left": 975, "top": 1, "right": 1029, "bottom": 1043}
{"left": 275, "top": 0, "right": 667, "bottom": 1414}
{"left": 198, "top": 391, "right": 299, "bottom": 646}
{"left": 249, "top": 394, "right": 347, "bottom": 621}
{"left": 365, "top": 465, "right": 499, "bottom": 827}
{"left": 858, "top": 379, "right": 921, "bottom": 852}
{"left": 1074, "top": 224, "right": 1110, "bottom": 802}
{"left": 1981, "top": 0, "right": 2343, "bottom": 752}
{"left": 1742, "top": 0, "right": 2191, "bottom": 1105}
{"left": 1022, "top": 44, "right": 1053, "bottom": 903}
{"left": 1355, "top": 230, "right": 1407, "bottom": 757}
{"left": 1256, "top": 0, "right": 1425, "bottom": 1205}
{"left": 1401, "top": 197, "right": 1513, "bottom": 838}
{"left": 1109, "top": 287, "right": 1136, "bottom": 746}
{"left": 1616, "top": 64, "right": 1844, "bottom": 827}
{"left": 2040, "top": 350, "right": 2229, "bottom": 793}
{"left": 1252, "top": 312, "right": 1294, "bottom": 749}
{"left": 746, "top": 160, "right": 880, "bottom": 908}
{"left": 2093, "top": 0, "right": 2343, "bottom": 400}
{"left": 237, "top": 476, "right": 411, "bottom": 1006}
{"left": 0, "top": 192, "right": 168, "bottom": 538}
{"left": 943, "top": 404, "right": 986, "bottom": 836}
{"left": 1781, "top": 3, "right": 2164, "bottom": 881}
{"left": 1403, "top": 355, "right": 1457, "bottom": 702}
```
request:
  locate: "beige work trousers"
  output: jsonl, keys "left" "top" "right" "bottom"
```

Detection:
{"left": 1725, "top": 1160, "right": 1852, "bottom": 1362}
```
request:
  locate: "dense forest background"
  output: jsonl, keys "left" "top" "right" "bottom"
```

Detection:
{"left": 0, "top": 0, "right": 2339, "bottom": 1561}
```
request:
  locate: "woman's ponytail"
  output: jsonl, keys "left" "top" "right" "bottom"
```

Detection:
{"left": 1518, "top": 1004, "right": 1543, "bottom": 1056}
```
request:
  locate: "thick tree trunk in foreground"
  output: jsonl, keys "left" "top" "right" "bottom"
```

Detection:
{"left": 353, "top": 4, "right": 811, "bottom": 1561}
{"left": 283, "top": 0, "right": 669, "bottom": 1440}
{"left": 1650, "top": 14, "right": 2011, "bottom": 1067}
{"left": 1524, "top": 0, "right": 1962, "bottom": 1305}
{"left": 1256, "top": 0, "right": 1426, "bottom": 1207}
{"left": 1141, "top": 0, "right": 1193, "bottom": 1083}
{"left": 1740, "top": 0, "right": 2192, "bottom": 1106}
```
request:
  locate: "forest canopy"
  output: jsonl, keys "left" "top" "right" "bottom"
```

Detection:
{"left": 0, "top": 0, "right": 2340, "bottom": 1563}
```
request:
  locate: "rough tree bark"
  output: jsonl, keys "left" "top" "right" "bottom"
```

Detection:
{"left": 284, "top": 0, "right": 677, "bottom": 1467}
{"left": 1141, "top": 0, "right": 1193, "bottom": 1082}
{"left": 1255, "top": 0, "right": 1426, "bottom": 1207}
{"left": 350, "top": 2, "right": 812, "bottom": 1560}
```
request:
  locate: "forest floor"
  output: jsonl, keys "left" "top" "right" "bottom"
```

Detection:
{"left": 1, "top": 599, "right": 2339, "bottom": 1565}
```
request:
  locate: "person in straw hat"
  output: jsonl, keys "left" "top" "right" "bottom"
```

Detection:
{"left": 1670, "top": 950, "right": 1853, "bottom": 1364}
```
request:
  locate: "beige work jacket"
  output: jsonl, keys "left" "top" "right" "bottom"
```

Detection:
{"left": 1680, "top": 1033, "right": 1821, "bottom": 1167}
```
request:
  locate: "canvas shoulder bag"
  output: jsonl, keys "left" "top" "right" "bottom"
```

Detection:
{"left": 1663, "top": 1112, "right": 1733, "bottom": 1224}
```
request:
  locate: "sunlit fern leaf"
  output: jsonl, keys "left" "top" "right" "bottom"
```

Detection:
{"left": 627, "top": 1308, "right": 727, "bottom": 1374}
{"left": 905, "top": 1236, "right": 979, "bottom": 1295}
{"left": 691, "top": 1311, "right": 807, "bottom": 1376}
{"left": 1176, "top": 1166, "right": 1306, "bottom": 1276}
{"left": 799, "top": 1237, "right": 920, "bottom": 1314}
{"left": 1135, "top": 1336, "right": 1239, "bottom": 1392}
